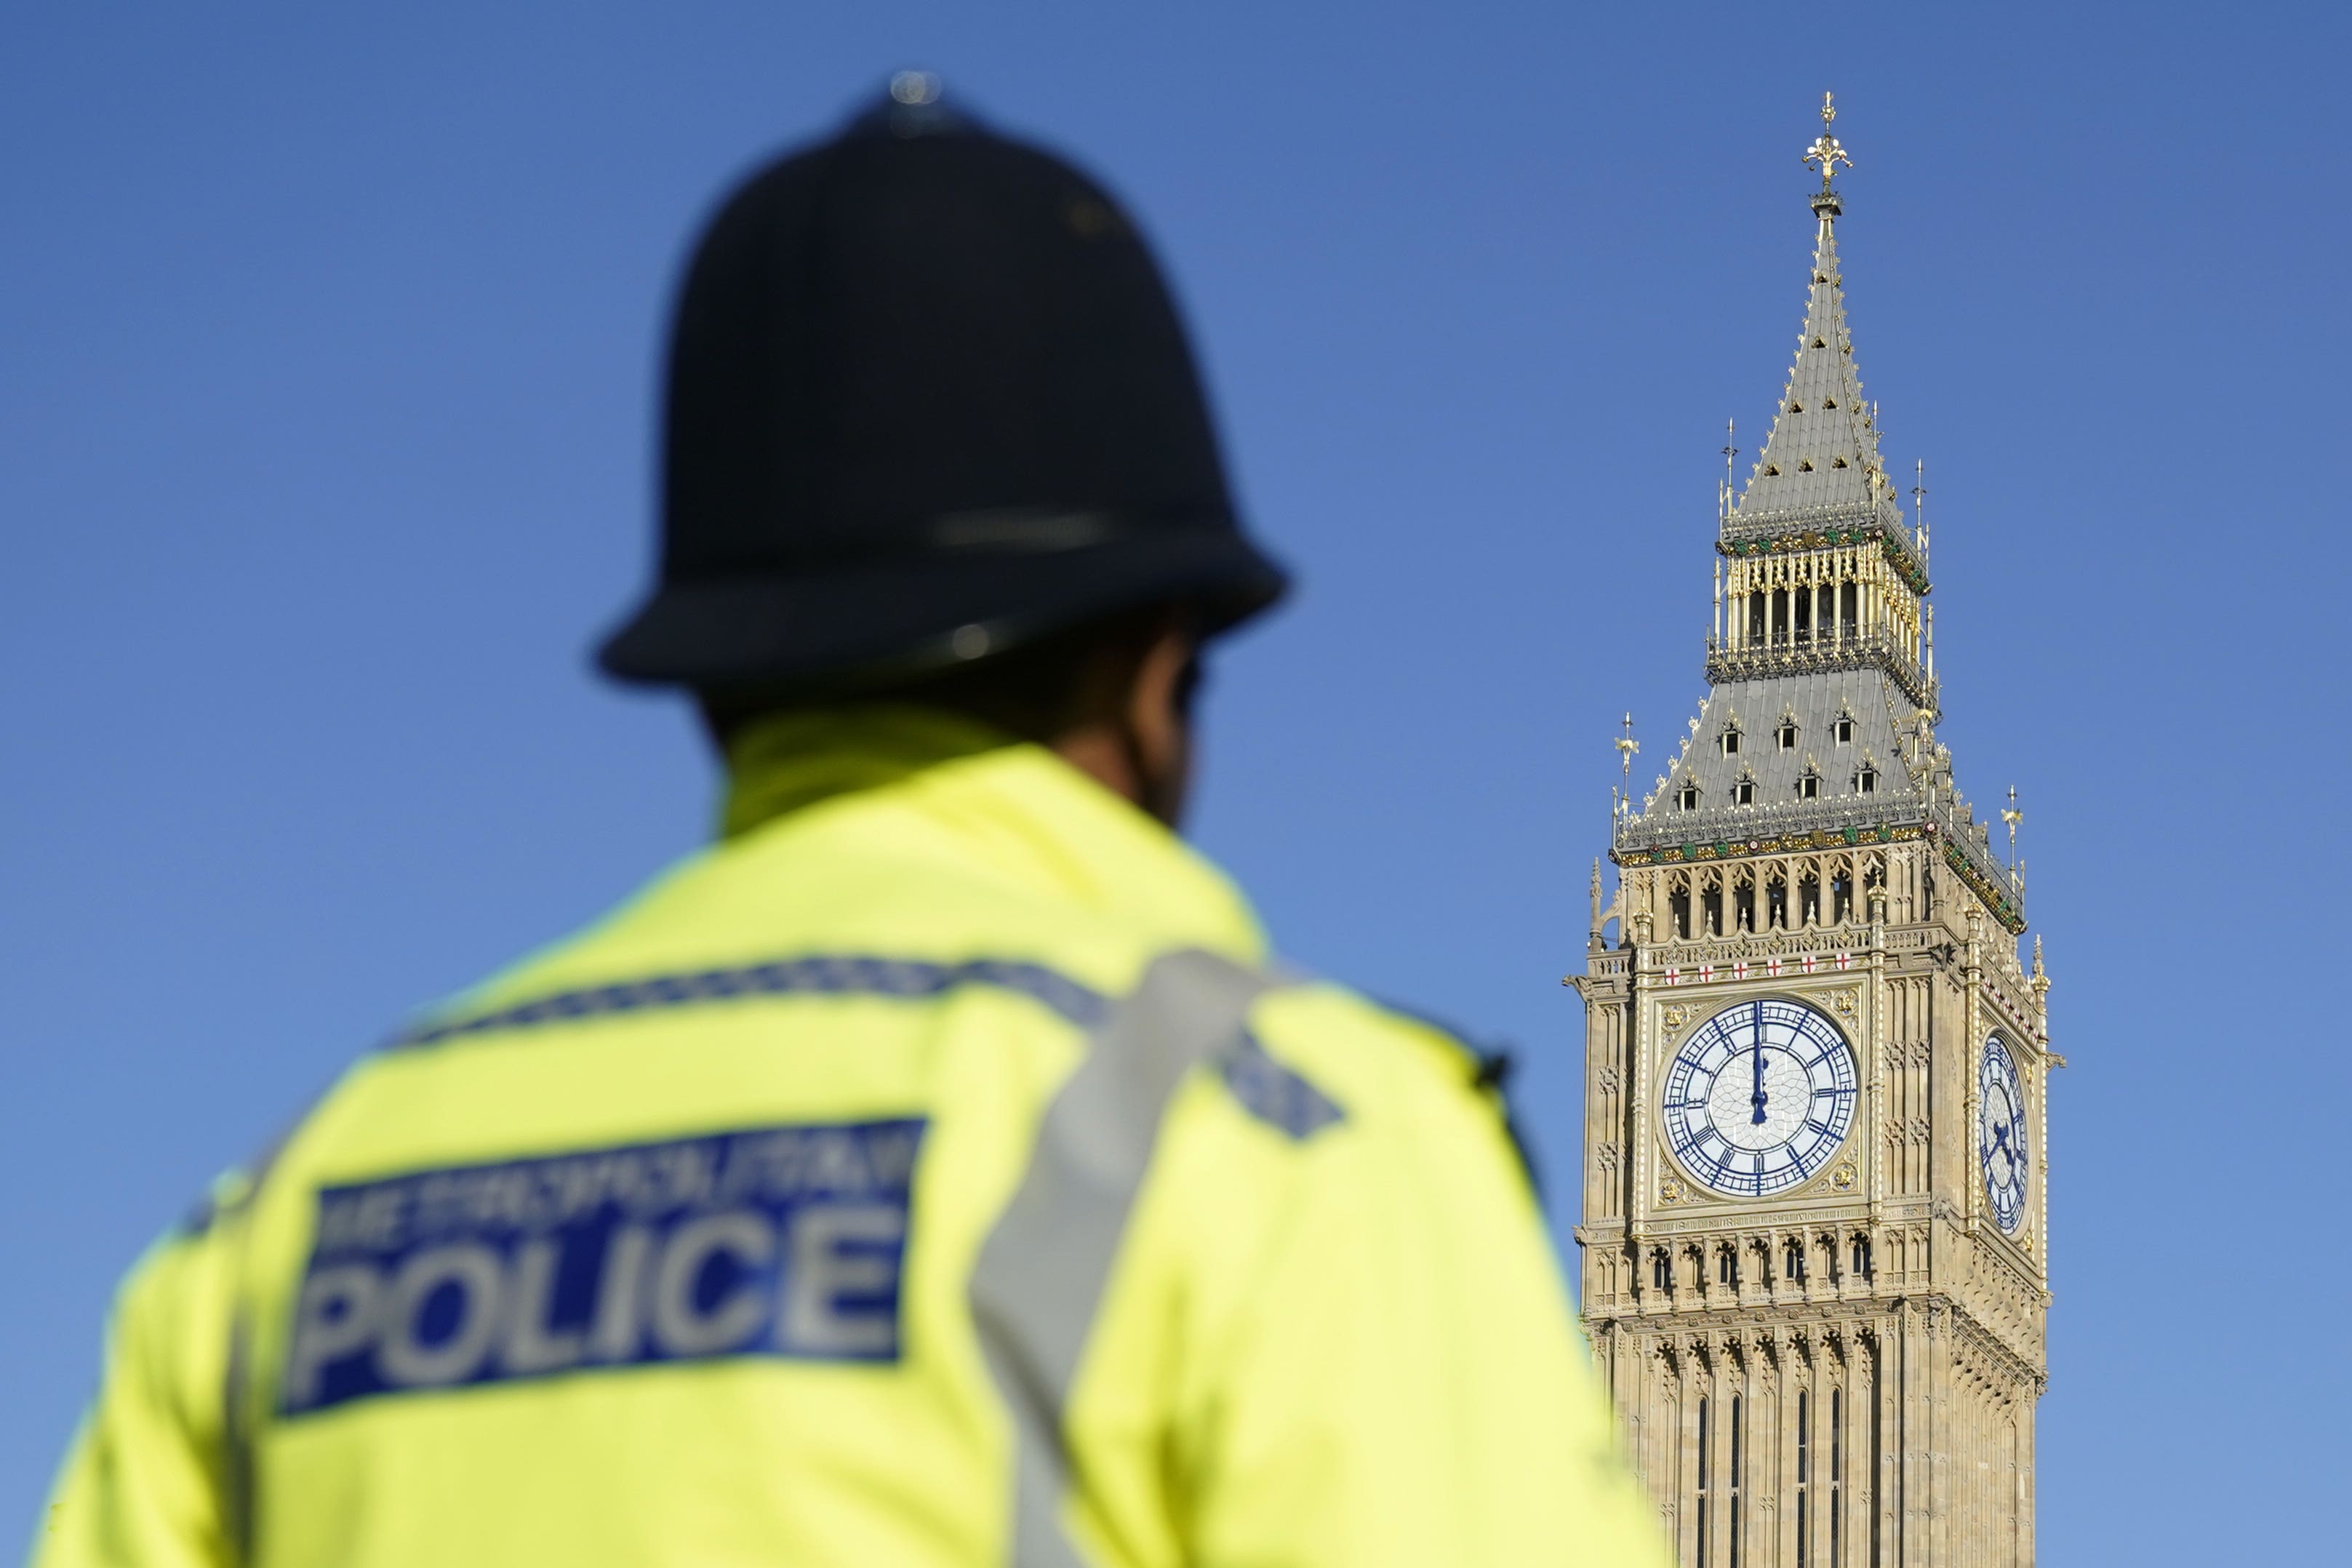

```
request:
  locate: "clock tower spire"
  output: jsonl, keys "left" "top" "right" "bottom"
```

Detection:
{"left": 1571, "top": 100, "right": 2054, "bottom": 1567}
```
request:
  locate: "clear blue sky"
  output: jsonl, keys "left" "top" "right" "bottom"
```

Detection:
{"left": 5, "top": 3, "right": 2345, "bottom": 1559}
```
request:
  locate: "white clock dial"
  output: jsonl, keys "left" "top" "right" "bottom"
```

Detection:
{"left": 1663, "top": 999, "right": 1857, "bottom": 1198}
{"left": 1979, "top": 1034, "right": 2028, "bottom": 1234}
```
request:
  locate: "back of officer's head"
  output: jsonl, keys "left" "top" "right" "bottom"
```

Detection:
{"left": 596, "top": 77, "right": 1287, "bottom": 759}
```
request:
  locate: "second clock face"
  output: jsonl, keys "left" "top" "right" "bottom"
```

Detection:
{"left": 1663, "top": 999, "right": 1858, "bottom": 1197}
{"left": 1980, "top": 1034, "right": 2028, "bottom": 1235}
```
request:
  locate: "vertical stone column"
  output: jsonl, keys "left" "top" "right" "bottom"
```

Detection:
{"left": 1630, "top": 947, "right": 1654, "bottom": 1287}
{"left": 1778, "top": 1329, "right": 1801, "bottom": 1568}
{"left": 1960, "top": 1357, "right": 1978, "bottom": 1565}
{"left": 1633, "top": 1333, "right": 1656, "bottom": 1508}
{"left": 1668, "top": 1346, "right": 1691, "bottom": 1568}
{"left": 1702, "top": 1334, "right": 1721, "bottom": 1568}
{"left": 1927, "top": 1300, "right": 1951, "bottom": 1567}
{"left": 1961, "top": 905, "right": 1984, "bottom": 1235}
{"left": 1895, "top": 1301, "right": 1920, "bottom": 1566}
{"left": 1861, "top": 1323, "right": 1885, "bottom": 1568}
{"left": 1732, "top": 1333, "right": 1754, "bottom": 1568}
{"left": 1868, "top": 906, "right": 1888, "bottom": 1240}
{"left": 1777, "top": 1332, "right": 1795, "bottom": 1567}
{"left": 2016, "top": 1386, "right": 2037, "bottom": 1568}
{"left": 2033, "top": 957, "right": 2053, "bottom": 1295}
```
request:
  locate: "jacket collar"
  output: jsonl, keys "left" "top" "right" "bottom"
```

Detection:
{"left": 718, "top": 705, "right": 1267, "bottom": 964}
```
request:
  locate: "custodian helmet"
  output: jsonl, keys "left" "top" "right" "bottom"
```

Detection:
{"left": 596, "top": 79, "right": 1289, "bottom": 693}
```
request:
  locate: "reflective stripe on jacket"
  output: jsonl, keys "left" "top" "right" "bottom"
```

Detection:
{"left": 34, "top": 707, "right": 1671, "bottom": 1568}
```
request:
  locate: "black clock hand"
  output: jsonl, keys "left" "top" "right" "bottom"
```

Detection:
{"left": 1751, "top": 1026, "right": 1768, "bottom": 1125}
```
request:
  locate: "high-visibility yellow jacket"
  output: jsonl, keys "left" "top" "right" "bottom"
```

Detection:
{"left": 35, "top": 708, "right": 1669, "bottom": 1568}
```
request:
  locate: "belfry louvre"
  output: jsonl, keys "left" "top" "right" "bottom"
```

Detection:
{"left": 1572, "top": 99, "right": 2053, "bottom": 1567}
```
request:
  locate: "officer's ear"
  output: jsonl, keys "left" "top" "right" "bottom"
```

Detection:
{"left": 1113, "top": 612, "right": 1201, "bottom": 828}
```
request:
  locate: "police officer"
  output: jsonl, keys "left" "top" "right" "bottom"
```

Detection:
{"left": 36, "top": 79, "right": 1671, "bottom": 1568}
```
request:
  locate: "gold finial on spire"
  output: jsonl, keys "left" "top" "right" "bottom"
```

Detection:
{"left": 1804, "top": 92, "right": 1852, "bottom": 203}
{"left": 1719, "top": 418, "right": 1737, "bottom": 524}
{"left": 2001, "top": 785, "right": 2025, "bottom": 871}
{"left": 1913, "top": 458, "right": 1930, "bottom": 561}
{"left": 1614, "top": 713, "right": 1640, "bottom": 820}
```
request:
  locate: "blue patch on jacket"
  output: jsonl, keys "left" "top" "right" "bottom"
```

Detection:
{"left": 281, "top": 1119, "right": 925, "bottom": 1416}
{"left": 1220, "top": 1034, "right": 1345, "bottom": 1140}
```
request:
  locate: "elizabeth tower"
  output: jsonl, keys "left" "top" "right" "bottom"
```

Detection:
{"left": 1573, "top": 101, "right": 2053, "bottom": 1567}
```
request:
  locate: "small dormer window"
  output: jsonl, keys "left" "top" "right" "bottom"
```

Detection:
{"left": 1857, "top": 768, "right": 1878, "bottom": 795}
{"left": 1799, "top": 770, "right": 1820, "bottom": 801}
{"left": 1823, "top": 396, "right": 1838, "bottom": 409}
{"left": 1720, "top": 726, "right": 1743, "bottom": 757}
{"left": 1833, "top": 716, "right": 1854, "bottom": 745}
{"left": 1799, "top": 460, "right": 1815, "bottom": 472}
{"left": 1832, "top": 457, "right": 1849, "bottom": 468}
{"left": 1789, "top": 400, "right": 1805, "bottom": 413}
{"left": 1776, "top": 719, "right": 1799, "bottom": 751}
{"left": 1734, "top": 779, "right": 1755, "bottom": 807}
{"left": 1764, "top": 465, "right": 1781, "bottom": 476}
{"left": 1812, "top": 337, "right": 1826, "bottom": 348}
{"left": 1679, "top": 781, "right": 1700, "bottom": 811}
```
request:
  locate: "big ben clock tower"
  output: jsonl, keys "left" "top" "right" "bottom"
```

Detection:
{"left": 1572, "top": 98, "right": 2053, "bottom": 1567}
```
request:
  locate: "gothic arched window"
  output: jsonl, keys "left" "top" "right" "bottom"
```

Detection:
{"left": 1830, "top": 1388, "right": 1844, "bottom": 1566}
{"left": 1796, "top": 1388, "right": 1812, "bottom": 1567}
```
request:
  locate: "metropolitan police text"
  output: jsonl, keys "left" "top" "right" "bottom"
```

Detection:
{"left": 283, "top": 1119, "right": 927, "bottom": 1415}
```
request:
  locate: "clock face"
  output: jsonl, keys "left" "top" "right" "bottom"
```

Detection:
{"left": 1663, "top": 999, "right": 1857, "bottom": 1198}
{"left": 1979, "top": 1035, "right": 2028, "bottom": 1234}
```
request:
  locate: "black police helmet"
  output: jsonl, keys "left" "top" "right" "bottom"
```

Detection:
{"left": 596, "top": 76, "right": 1289, "bottom": 693}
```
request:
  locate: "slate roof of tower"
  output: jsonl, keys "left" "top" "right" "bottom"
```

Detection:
{"left": 1639, "top": 670, "right": 1918, "bottom": 833}
{"left": 1612, "top": 173, "right": 2023, "bottom": 932}
{"left": 1736, "top": 212, "right": 1882, "bottom": 517}
{"left": 1721, "top": 200, "right": 1924, "bottom": 583}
